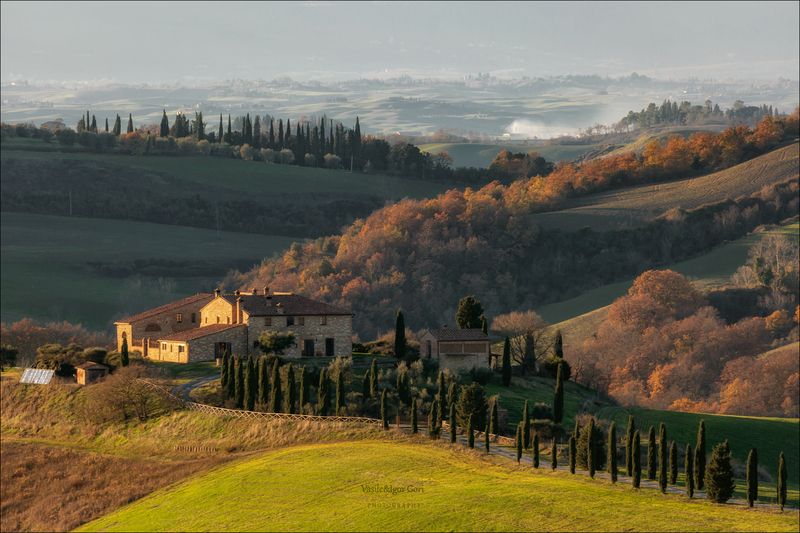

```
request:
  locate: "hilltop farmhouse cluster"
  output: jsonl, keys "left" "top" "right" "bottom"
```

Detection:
{"left": 114, "top": 289, "right": 491, "bottom": 372}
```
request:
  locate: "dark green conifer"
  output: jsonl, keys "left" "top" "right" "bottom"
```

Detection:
{"left": 608, "top": 421, "right": 617, "bottom": 483}
{"left": 515, "top": 424, "right": 523, "bottom": 463}
{"left": 777, "top": 452, "right": 787, "bottom": 511}
{"left": 569, "top": 435, "right": 577, "bottom": 474}
{"left": 449, "top": 403, "right": 457, "bottom": 443}
{"left": 113, "top": 114, "right": 121, "bottom": 135}
{"left": 298, "top": 366, "right": 308, "bottom": 410}
{"left": 551, "top": 440, "right": 558, "bottom": 470}
{"left": 522, "top": 400, "right": 531, "bottom": 449}
{"left": 685, "top": 443, "right": 694, "bottom": 498}
{"left": 658, "top": 423, "right": 667, "bottom": 493}
{"left": 647, "top": 426, "right": 657, "bottom": 480}
{"left": 369, "top": 359, "right": 377, "bottom": 399}
{"left": 669, "top": 441, "right": 678, "bottom": 485}
{"left": 411, "top": 398, "right": 418, "bottom": 434}
{"left": 501, "top": 337, "right": 511, "bottom": 386}
{"left": 632, "top": 430, "right": 641, "bottom": 488}
{"left": 467, "top": 414, "right": 474, "bottom": 449}
{"left": 695, "top": 420, "right": 706, "bottom": 490}
{"left": 218, "top": 114, "right": 223, "bottom": 143}
{"left": 258, "top": 356, "right": 269, "bottom": 407}
{"left": 235, "top": 357, "right": 244, "bottom": 408}
{"left": 485, "top": 418, "right": 491, "bottom": 454}
{"left": 127, "top": 114, "right": 133, "bottom": 133}
{"left": 394, "top": 309, "right": 406, "bottom": 360}
{"left": 268, "top": 359, "right": 282, "bottom": 413}
{"left": 626, "top": 415, "right": 635, "bottom": 476}
{"left": 317, "top": 368, "right": 329, "bottom": 415}
{"left": 285, "top": 363, "right": 296, "bottom": 414}
{"left": 380, "top": 389, "right": 388, "bottom": 429}
{"left": 532, "top": 432, "right": 539, "bottom": 468}
{"left": 746, "top": 448, "right": 758, "bottom": 507}
{"left": 220, "top": 351, "right": 229, "bottom": 388}
{"left": 553, "top": 361, "right": 565, "bottom": 423}
{"left": 120, "top": 338, "right": 129, "bottom": 367}
{"left": 704, "top": 440, "right": 735, "bottom": 503}
{"left": 226, "top": 354, "right": 235, "bottom": 399}
{"left": 160, "top": 110, "right": 169, "bottom": 137}
{"left": 490, "top": 397, "right": 499, "bottom": 436}
{"left": 587, "top": 418, "right": 596, "bottom": 478}
{"left": 335, "top": 366, "right": 345, "bottom": 415}
{"left": 243, "top": 356, "right": 255, "bottom": 411}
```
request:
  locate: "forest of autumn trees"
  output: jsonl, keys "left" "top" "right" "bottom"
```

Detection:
{"left": 231, "top": 112, "right": 799, "bottom": 336}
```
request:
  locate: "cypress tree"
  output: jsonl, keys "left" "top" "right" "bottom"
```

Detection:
{"left": 449, "top": 403, "right": 457, "bottom": 443}
{"left": 447, "top": 382, "right": 457, "bottom": 421}
{"left": 685, "top": 443, "right": 694, "bottom": 498}
{"left": 361, "top": 372, "right": 369, "bottom": 400}
{"left": 86, "top": 111, "right": 90, "bottom": 131}
{"left": 695, "top": 420, "right": 706, "bottom": 490}
{"left": 532, "top": 432, "right": 540, "bottom": 468}
{"left": 587, "top": 418, "right": 596, "bottom": 478}
{"left": 220, "top": 351, "right": 229, "bottom": 388}
{"left": 235, "top": 357, "right": 244, "bottom": 408}
{"left": 608, "top": 421, "right": 617, "bottom": 483}
{"left": 480, "top": 314, "right": 488, "bottom": 335}
{"left": 196, "top": 111, "right": 205, "bottom": 140}
{"left": 298, "top": 366, "right": 308, "bottom": 410}
{"left": 285, "top": 118, "right": 291, "bottom": 148}
{"left": 226, "top": 354, "right": 235, "bottom": 399}
{"left": 437, "top": 371, "right": 446, "bottom": 411}
{"left": 626, "top": 415, "right": 635, "bottom": 476}
{"left": 258, "top": 356, "right": 269, "bottom": 406}
{"left": 160, "top": 110, "right": 169, "bottom": 137}
{"left": 669, "top": 441, "right": 678, "bottom": 485}
{"left": 218, "top": 114, "right": 223, "bottom": 143}
{"left": 113, "top": 114, "right": 121, "bottom": 135}
{"left": 501, "top": 337, "right": 511, "bottom": 386}
{"left": 467, "top": 414, "right": 474, "bottom": 449}
{"left": 253, "top": 115, "right": 261, "bottom": 148}
{"left": 91, "top": 115, "right": 97, "bottom": 132}
{"left": 515, "top": 424, "right": 523, "bottom": 463}
{"left": 427, "top": 403, "right": 436, "bottom": 439}
{"left": 268, "top": 119, "right": 275, "bottom": 149}
{"left": 285, "top": 363, "right": 296, "bottom": 414}
{"left": 704, "top": 440, "right": 735, "bottom": 503}
{"left": 394, "top": 310, "right": 406, "bottom": 360}
{"left": 317, "top": 368, "right": 329, "bottom": 415}
{"left": 568, "top": 435, "right": 577, "bottom": 474}
{"left": 104, "top": 117, "right": 109, "bottom": 132}
{"left": 120, "top": 338, "right": 129, "bottom": 367}
{"left": 777, "top": 452, "right": 787, "bottom": 511}
{"left": 335, "top": 366, "right": 345, "bottom": 415}
{"left": 553, "top": 329, "right": 563, "bottom": 358}
{"left": 268, "top": 360, "right": 282, "bottom": 413}
{"left": 553, "top": 362, "right": 565, "bottom": 424}
{"left": 127, "top": 114, "right": 134, "bottom": 133}
{"left": 278, "top": 119, "right": 284, "bottom": 150}
{"left": 484, "top": 418, "right": 490, "bottom": 453}
{"left": 746, "top": 448, "right": 758, "bottom": 507}
{"left": 369, "top": 359, "right": 377, "bottom": 399}
{"left": 632, "top": 430, "right": 641, "bottom": 488}
{"left": 243, "top": 356, "right": 255, "bottom": 411}
{"left": 573, "top": 419, "right": 580, "bottom": 440}
{"left": 658, "top": 423, "right": 667, "bottom": 493}
{"left": 490, "top": 397, "right": 499, "bottom": 436}
{"left": 647, "top": 426, "right": 657, "bottom": 480}
{"left": 522, "top": 400, "right": 531, "bottom": 449}
{"left": 226, "top": 115, "right": 232, "bottom": 144}
{"left": 551, "top": 440, "right": 558, "bottom": 470}
{"left": 430, "top": 399, "right": 440, "bottom": 438}
{"left": 411, "top": 398, "right": 418, "bottom": 434}
{"left": 380, "top": 389, "right": 388, "bottom": 429}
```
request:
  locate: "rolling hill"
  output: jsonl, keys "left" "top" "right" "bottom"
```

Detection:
{"left": 531, "top": 143, "right": 799, "bottom": 231}
{"left": 78, "top": 440, "right": 799, "bottom": 532}
{"left": 418, "top": 141, "right": 604, "bottom": 167}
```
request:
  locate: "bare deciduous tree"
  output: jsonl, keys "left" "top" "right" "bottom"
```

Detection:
{"left": 491, "top": 311, "right": 549, "bottom": 373}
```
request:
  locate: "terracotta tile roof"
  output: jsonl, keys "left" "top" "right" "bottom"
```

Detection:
{"left": 222, "top": 293, "right": 352, "bottom": 317}
{"left": 116, "top": 293, "right": 213, "bottom": 324}
{"left": 422, "top": 327, "right": 488, "bottom": 342}
{"left": 75, "top": 361, "right": 108, "bottom": 370}
{"left": 158, "top": 323, "right": 244, "bottom": 342}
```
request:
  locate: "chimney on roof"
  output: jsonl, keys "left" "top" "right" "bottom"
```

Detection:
{"left": 236, "top": 296, "right": 242, "bottom": 324}
{"left": 214, "top": 288, "right": 221, "bottom": 297}
{"left": 263, "top": 286, "right": 269, "bottom": 296}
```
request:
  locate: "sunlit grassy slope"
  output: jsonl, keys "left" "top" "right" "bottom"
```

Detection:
{"left": 79, "top": 440, "right": 799, "bottom": 532}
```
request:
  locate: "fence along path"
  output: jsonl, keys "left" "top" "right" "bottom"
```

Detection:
{"left": 138, "top": 378, "right": 382, "bottom": 425}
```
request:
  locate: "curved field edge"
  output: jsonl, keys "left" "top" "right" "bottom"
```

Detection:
{"left": 79, "top": 440, "right": 799, "bottom": 532}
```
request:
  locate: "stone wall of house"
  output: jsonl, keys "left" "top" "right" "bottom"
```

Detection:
{"left": 116, "top": 299, "right": 208, "bottom": 351}
{"left": 187, "top": 326, "right": 247, "bottom": 362}
{"left": 246, "top": 314, "right": 352, "bottom": 358}
{"left": 199, "top": 298, "right": 235, "bottom": 327}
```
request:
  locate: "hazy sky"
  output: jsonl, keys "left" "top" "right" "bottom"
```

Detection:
{"left": 2, "top": 1, "right": 798, "bottom": 83}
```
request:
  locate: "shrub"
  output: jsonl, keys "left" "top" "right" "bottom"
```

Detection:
{"left": 324, "top": 153, "right": 341, "bottom": 169}
{"left": 279, "top": 149, "right": 295, "bottom": 164}
{"left": 705, "top": 440, "right": 736, "bottom": 503}
{"left": 468, "top": 367, "right": 493, "bottom": 385}
{"left": 531, "top": 402, "right": 552, "bottom": 420}
{"left": 455, "top": 383, "right": 487, "bottom": 430}
{"left": 576, "top": 418, "right": 606, "bottom": 470}
{"left": 542, "top": 356, "right": 571, "bottom": 380}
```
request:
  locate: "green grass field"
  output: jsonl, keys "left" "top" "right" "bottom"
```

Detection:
{"left": 418, "top": 142, "right": 603, "bottom": 168}
{"left": 0, "top": 212, "right": 297, "bottom": 329}
{"left": 78, "top": 440, "right": 799, "bottom": 532}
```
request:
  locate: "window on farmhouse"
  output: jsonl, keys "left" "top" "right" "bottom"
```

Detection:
{"left": 264, "top": 317, "right": 272, "bottom": 326}
{"left": 178, "top": 345, "right": 184, "bottom": 353}
{"left": 191, "top": 313, "right": 196, "bottom": 323}
{"left": 176, "top": 313, "right": 183, "bottom": 323}
{"left": 287, "top": 316, "right": 295, "bottom": 326}
{"left": 161, "top": 343, "right": 166, "bottom": 351}
{"left": 321, "top": 316, "right": 327, "bottom": 326}
{"left": 298, "top": 316, "right": 305, "bottom": 326}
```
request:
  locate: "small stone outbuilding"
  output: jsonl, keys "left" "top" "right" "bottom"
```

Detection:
{"left": 418, "top": 327, "right": 491, "bottom": 373}
{"left": 75, "top": 361, "right": 109, "bottom": 385}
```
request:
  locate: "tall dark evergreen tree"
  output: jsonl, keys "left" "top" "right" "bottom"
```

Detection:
{"left": 394, "top": 310, "right": 406, "bottom": 360}
{"left": 244, "top": 356, "right": 256, "bottom": 411}
{"left": 501, "top": 337, "right": 511, "bottom": 387}
{"left": 490, "top": 397, "right": 499, "bottom": 436}
{"left": 647, "top": 426, "right": 657, "bottom": 480}
{"left": 746, "top": 448, "right": 758, "bottom": 507}
{"left": 268, "top": 119, "right": 275, "bottom": 149}
{"left": 225, "top": 114, "right": 232, "bottom": 144}
{"left": 532, "top": 432, "right": 540, "bottom": 468}
{"left": 104, "top": 117, "right": 109, "bottom": 132}
{"left": 86, "top": 111, "right": 90, "bottom": 131}
{"left": 113, "top": 114, "right": 121, "bottom": 135}
{"left": 449, "top": 403, "right": 457, "bottom": 443}
{"left": 298, "top": 366, "right": 308, "bottom": 410}
{"left": 411, "top": 398, "right": 418, "bottom": 434}
{"left": 257, "top": 356, "right": 269, "bottom": 407}
{"left": 777, "top": 452, "right": 787, "bottom": 511}
{"left": 235, "top": 357, "right": 244, "bottom": 408}
{"left": 515, "top": 424, "right": 523, "bottom": 463}
{"left": 429, "top": 399, "right": 439, "bottom": 438}
{"left": 704, "top": 440, "right": 735, "bottom": 503}
{"left": 369, "top": 359, "right": 377, "bottom": 399}
{"left": 428, "top": 403, "right": 436, "bottom": 439}
{"left": 284, "top": 118, "right": 291, "bottom": 149}
{"left": 467, "top": 414, "right": 475, "bottom": 449}
{"left": 160, "top": 110, "right": 169, "bottom": 137}
{"left": 317, "top": 368, "right": 330, "bottom": 415}
{"left": 353, "top": 116, "right": 362, "bottom": 164}
{"left": 626, "top": 415, "right": 636, "bottom": 476}
{"left": 485, "top": 418, "right": 491, "bottom": 454}
{"left": 551, "top": 440, "right": 558, "bottom": 470}
{"left": 695, "top": 420, "right": 706, "bottom": 490}
{"left": 120, "top": 338, "right": 129, "bottom": 367}
{"left": 90, "top": 115, "right": 97, "bottom": 132}
{"left": 587, "top": 418, "right": 596, "bottom": 478}
{"left": 632, "top": 431, "right": 641, "bottom": 488}
{"left": 658, "top": 423, "right": 667, "bottom": 493}
{"left": 685, "top": 443, "right": 694, "bottom": 498}
{"left": 553, "top": 362, "right": 565, "bottom": 423}
{"left": 608, "top": 421, "right": 617, "bottom": 483}
{"left": 218, "top": 114, "right": 223, "bottom": 144}
{"left": 195, "top": 112, "right": 205, "bottom": 141}
{"left": 553, "top": 329, "right": 564, "bottom": 358}
{"left": 253, "top": 115, "right": 261, "bottom": 148}
{"left": 568, "top": 435, "right": 577, "bottom": 474}
{"left": 226, "top": 355, "right": 235, "bottom": 399}
{"left": 480, "top": 314, "right": 488, "bottom": 335}
{"left": 361, "top": 372, "right": 370, "bottom": 401}
{"left": 278, "top": 119, "right": 284, "bottom": 150}
{"left": 437, "top": 371, "right": 446, "bottom": 412}
{"left": 455, "top": 295, "right": 484, "bottom": 329}
{"left": 127, "top": 114, "right": 134, "bottom": 133}
{"left": 669, "top": 441, "right": 678, "bottom": 485}
{"left": 269, "top": 359, "right": 282, "bottom": 413}
{"left": 522, "top": 400, "right": 531, "bottom": 449}
{"left": 380, "top": 389, "right": 388, "bottom": 429}
{"left": 285, "top": 363, "right": 296, "bottom": 414}
{"left": 335, "top": 367, "right": 345, "bottom": 415}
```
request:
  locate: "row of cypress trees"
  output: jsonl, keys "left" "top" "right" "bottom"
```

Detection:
{"left": 76, "top": 111, "right": 132, "bottom": 135}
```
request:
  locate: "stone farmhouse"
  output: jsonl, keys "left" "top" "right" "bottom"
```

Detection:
{"left": 115, "top": 288, "right": 353, "bottom": 363}
{"left": 418, "top": 327, "right": 491, "bottom": 372}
